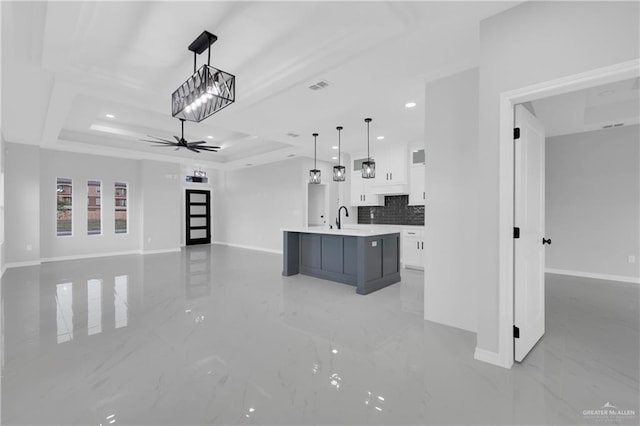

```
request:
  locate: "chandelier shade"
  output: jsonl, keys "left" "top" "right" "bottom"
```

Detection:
{"left": 172, "top": 65, "right": 235, "bottom": 122}
{"left": 171, "top": 31, "right": 236, "bottom": 123}
{"left": 333, "top": 126, "right": 346, "bottom": 182}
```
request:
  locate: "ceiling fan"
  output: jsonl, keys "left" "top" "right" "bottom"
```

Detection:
{"left": 140, "top": 119, "right": 221, "bottom": 153}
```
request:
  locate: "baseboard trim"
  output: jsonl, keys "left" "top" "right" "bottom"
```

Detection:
{"left": 546, "top": 268, "right": 640, "bottom": 284}
{"left": 141, "top": 248, "right": 181, "bottom": 255}
{"left": 474, "top": 347, "right": 510, "bottom": 368}
{"left": 18, "top": 248, "right": 182, "bottom": 266}
{"left": 5, "top": 260, "right": 42, "bottom": 269}
{"left": 213, "top": 241, "right": 282, "bottom": 255}
{"left": 41, "top": 250, "right": 142, "bottom": 263}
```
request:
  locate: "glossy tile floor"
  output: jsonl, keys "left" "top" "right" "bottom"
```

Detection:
{"left": 1, "top": 245, "right": 638, "bottom": 425}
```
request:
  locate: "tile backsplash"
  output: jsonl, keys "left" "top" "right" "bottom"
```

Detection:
{"left": 357, "top": 195, "right": 424, "bottom": 226}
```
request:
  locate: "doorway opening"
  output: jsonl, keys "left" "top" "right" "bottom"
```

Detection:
{"left": 496, "top": 60, "right": 639, "bottom": 368}
{"left": 307, "top": 183, "right": 327, "bottom": 227}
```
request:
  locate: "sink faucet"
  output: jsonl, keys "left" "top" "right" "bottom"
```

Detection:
{"left": 336, "top": 205, "right": 349, "bottom": 229}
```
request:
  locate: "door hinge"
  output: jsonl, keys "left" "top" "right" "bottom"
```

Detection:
{"left": 513, "top": 325, "right": 520, "bottom": 339}
{"left": 513, "top": 227, "right": 520, "bottom": 239}
{"left": 514, "top": 127, "right": 521, "bottom": 140}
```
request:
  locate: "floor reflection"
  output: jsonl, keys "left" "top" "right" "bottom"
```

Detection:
{"left": 0, "top": 246, "right": 637, "bottom": 426}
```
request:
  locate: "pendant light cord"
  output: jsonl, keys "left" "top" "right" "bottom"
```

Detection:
{"left": 365, "top": 118, "right": 372, "bottom": 161}
{"left": 337, "top": 126, "right": 342, "bottom": 165}
{"left": 313, "top": 133, "right": 318, "bottom": 169}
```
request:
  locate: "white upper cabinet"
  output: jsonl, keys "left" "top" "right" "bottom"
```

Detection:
{"left": 350, "top": 156, "right": 383, "bottom": 206}
{"left": 409, "top": 148, "right": 426, "bottom": 205}
{"left": 371, "top": 143, "right": 409, "bottom": 194}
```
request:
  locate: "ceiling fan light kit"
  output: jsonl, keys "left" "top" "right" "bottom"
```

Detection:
{"left": 172, "top": 31, "right": 236, "bottom": 123}
{"left": 140, "top": 119, "right": 221, "bottom": 153}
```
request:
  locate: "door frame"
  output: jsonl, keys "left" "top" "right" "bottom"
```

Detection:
{"left": 493, "top": 59, "right": 639, "bottom": 369}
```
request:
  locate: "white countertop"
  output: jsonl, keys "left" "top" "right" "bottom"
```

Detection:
{"left": 282, "top": 226, "right": 401, "bottom": 237}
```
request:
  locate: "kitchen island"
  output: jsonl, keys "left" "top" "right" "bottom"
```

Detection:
{"left": 282, "top": 227, "right": 401, "bottom": 295}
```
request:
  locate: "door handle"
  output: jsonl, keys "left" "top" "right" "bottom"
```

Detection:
{"left": 542, "top": 238, "right": 552, "bottom": 245}
{"left": 416, "top": 241, "right": 419, "bottom": 249}
{"left": 421, "top": 241, "right": 424, "bottom": 250}
{"left": 390, "top": 173, "right": 392, "bottom": 180}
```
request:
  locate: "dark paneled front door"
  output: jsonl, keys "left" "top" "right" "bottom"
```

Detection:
{"left": 186, "top": 190, "right": 211, "bottom": 246}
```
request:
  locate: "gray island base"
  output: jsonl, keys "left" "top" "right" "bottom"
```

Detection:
{"left": 282, "top": 228, "right": 401, "bottom": 295}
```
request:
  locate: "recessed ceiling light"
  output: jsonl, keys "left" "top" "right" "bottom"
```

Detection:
{"left": 331, "top": 146, "right": 339, "bottom": 150}
{"left": 207, "top": 135, "right": 213, "bottom": 139}
{"left": 105, "top": 114, "right": 115, "bottom": 119}
{"left": 405, "top": 102, "right": 417, "bottom": 108}
{"left": 377, "top": 136, "right": 384, "bottom": 140}
{"left": 331, "top": 156, "right": 338, "bottom": 160}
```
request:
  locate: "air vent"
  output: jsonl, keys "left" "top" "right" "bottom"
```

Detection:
{"left": 613, "top": 122, "right": 624, "bottom": 127}
{"left": 286, "top": 132, "right": 299, "bottom": 138}
{"left": 308, "top": 80, "right": 330, "bottom": 91}
{"left": 603, "top": 123, "right": 624, "bottom": 129}
{"left": 286, "top": 154, "right": 296, "bottom": 158}
{"left": 245, "top": 163, "right": 253, "bottom": 167}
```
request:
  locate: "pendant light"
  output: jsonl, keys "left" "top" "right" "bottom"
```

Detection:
{"left": 333, "top": 126, "right": 346, "bottom": 182}
{"left": 309, "top": 133, "right": 321, "bottom": 184}
{"left": 362, "top": 118, "right": 375, "bottom": 179}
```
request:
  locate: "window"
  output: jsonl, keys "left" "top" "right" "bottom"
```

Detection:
{"left": 87, "top": 180, "right": 102, "bottom": 235}
{"left": 56, "top": 178, "right": 72, "bottom": 236}
{"left": 115, "top": 182, "right": 128, "bottom": 234}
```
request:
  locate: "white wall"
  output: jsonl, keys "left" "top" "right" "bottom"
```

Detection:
{"left": 475, "top": 1, "right": 639, "bottom": 354}
{"left": 39, "top": 149, "right": 142, "bottom": 260}
{"left": 4, "top": 145, "right": 183, "bottom": 264}
{"left": 140, "top": 160, "right": 181, "bottom": 253}
{"left": 215, "top": 158, "right": 306, "bottom": 253}
{"left": 5, "top": 143, "right": 40, "bottom": 265}
{"left": 546, "top": 125, "right": 639, "bottom": 280}
{"left": 0, "top": 136, "right": 5, "bottom": 274}
{"left": 424, "top": 68, "right": 479, "bottom": 333}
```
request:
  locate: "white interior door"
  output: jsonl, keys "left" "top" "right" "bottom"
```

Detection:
{"left": 514, "top": 104, "right": 546, "bottom": 362}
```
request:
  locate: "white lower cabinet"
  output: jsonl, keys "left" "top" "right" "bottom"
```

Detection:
{"left": 402, "top": 229, "right": 424, "bottom": 269}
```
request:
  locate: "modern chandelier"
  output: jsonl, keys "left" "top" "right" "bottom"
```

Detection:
{"left": 171, "top": 31, "right": 236, "bottom": 123}
{"left": 309, "top": 133, "right": 321, "bottom": 184}
{"left": 362, "top": 118, "right": 375, "bottom": 178}
{"left": 333, "top": 126, "right": 346, "bottom": 182}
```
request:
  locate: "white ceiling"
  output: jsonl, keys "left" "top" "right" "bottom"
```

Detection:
{"left": 530, "top": 77, "right": 640, "bottom": 137}
{"left": 1, "top": 1, "right": 519, "bottom": 169}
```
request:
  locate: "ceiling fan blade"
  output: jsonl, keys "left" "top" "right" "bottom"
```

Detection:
{"left": 145, "top": 135, "right": 175, "bottom": 144}
{"left": 196, "top": 148, "right": 219, "bottom": 152}
{"left": 149, "top": 145, "right": 179, "bottom": 148}
{"left": 174, "top": 136, "right": 183, "bottom": 144}
{"left": 187, "top": 141, "right": 208, "bottom": 145}
{"left": 140, "top": 139, "right": 177, "bottom": 146}
{"left": 188, "top": 143, "right": 221, "bottom": 149}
